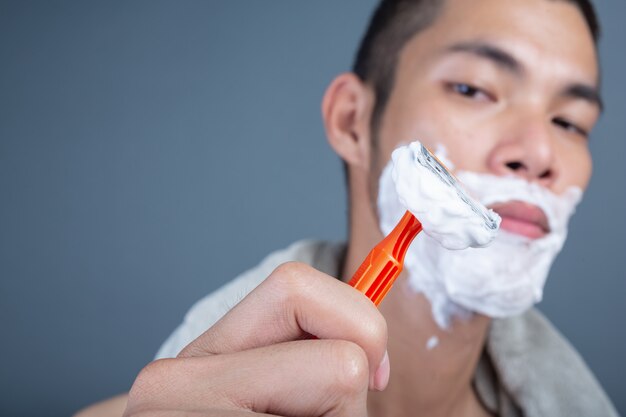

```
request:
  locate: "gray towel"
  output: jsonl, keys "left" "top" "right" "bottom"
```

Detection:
{"left": 478, "top": 309, "right": 620, "bottom": 416}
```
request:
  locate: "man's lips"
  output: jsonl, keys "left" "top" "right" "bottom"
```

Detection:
{"left": 489, "top": 200, "right": 550, "bottom": 239}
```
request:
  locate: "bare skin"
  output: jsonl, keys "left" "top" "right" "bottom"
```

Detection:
{"left": 75, "top": 0, "right": 600, "bottom": 415}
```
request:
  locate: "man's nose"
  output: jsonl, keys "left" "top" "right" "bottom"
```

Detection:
{"left": 487, "top": 117, "right": 557, "bottom": 187}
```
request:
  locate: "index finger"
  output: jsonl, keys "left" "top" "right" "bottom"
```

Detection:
{"left": 178, "top": 262, "right": 388, "bottom": 382}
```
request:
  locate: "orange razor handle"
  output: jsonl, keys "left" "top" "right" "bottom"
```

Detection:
{"left": 348, "top": 211, "right": 423, "bottom": 306}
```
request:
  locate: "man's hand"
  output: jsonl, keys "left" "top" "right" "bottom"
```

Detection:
{"left": 123, "top": 262, "right": 389, "bottom": 417}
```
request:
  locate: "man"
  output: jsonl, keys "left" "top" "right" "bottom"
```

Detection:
{"left": 77, "top": 0, "right": 618, "bottom": 415}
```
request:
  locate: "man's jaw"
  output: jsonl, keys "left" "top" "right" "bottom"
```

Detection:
{"left": 489, "top": 200, "right": 550, "bottom": 239}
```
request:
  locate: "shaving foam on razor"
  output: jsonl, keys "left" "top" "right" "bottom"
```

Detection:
{"left": 392, "top": 141, "right": 501, "bottom": 250}
{"left": 348, "top": 140, "right": 500, "bottom": 306}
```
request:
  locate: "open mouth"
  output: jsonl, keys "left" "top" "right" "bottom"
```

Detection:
{"left": 489, "top": 200, "right": 550, "bottom": 239}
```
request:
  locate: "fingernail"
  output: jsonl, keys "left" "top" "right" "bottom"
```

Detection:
{"left": 373, "top": 350, "right": 390, "bottom": 391}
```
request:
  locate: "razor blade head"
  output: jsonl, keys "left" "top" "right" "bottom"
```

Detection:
{"left": 416, "top": 143, "right": 499, "bottom": 231}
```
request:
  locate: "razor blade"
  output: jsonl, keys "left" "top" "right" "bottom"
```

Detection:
{"left": 416, "top": 144, "right": 500, "bottom": 231}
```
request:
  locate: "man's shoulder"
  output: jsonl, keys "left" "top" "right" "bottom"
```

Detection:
{"left": 487, "top": 309, "right": 618, "bottom": 416}
{"left": 181, "top": 239, "right": 344, "bottom": 326}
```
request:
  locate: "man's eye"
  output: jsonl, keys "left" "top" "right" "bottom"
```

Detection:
{"left": 552, "top": 117, "right": 588, "bottom": 137}
{"left": 448, "top": 83, "right": 492, "bottom": 101}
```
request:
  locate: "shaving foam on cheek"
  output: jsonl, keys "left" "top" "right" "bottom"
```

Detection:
{"left": 378, "top": 141, "right": 582, "bottom": 328}
{"left": 391, "top": 142, "right": 500, "bottom": 250}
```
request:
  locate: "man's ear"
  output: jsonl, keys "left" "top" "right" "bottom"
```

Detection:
{"left": 321, "top": 73, "right": 374, "bottom": 168}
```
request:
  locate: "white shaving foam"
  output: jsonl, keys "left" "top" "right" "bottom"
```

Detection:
{"left": 426, "top": 336, "right": 439, "bottom": 350}
{"left": 378, "top": 141, "right": 582, "bottom": 328}
{"left": 391, "top": 142, "right": 500, "bottom": 249}
{"left": 433, "top": 144, "right": 456, "bottom": 170}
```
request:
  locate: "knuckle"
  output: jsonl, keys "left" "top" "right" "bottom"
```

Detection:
{"left": 128, "top": 359, "right": 172, "bottom": 401}
{"left": 329, "top": 341, "right": 370, "bottom": 397}
{"left": 136, "top": 358, "right": 171, "bottom": 382}
{"left": 267, "top": 261, "right": 316, "bottom": 299}
{"left": 271, "top": 261, "right": 310, "bottom": 283}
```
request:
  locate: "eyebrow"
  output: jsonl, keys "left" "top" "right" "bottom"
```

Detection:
{"left": 563, "top": 83, "right": 604, "bottom": 112}
{"left": 447, "top": 41, "right": 523, "bottom": 76}
{"left": 446, "top": 40, "right": 603, "bottom": 112}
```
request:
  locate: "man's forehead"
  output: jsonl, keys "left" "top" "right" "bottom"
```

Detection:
{"left": 400, "top": 0, "right": 599, "bottom": 84}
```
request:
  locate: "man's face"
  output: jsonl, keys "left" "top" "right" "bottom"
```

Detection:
{"left": 372, "top": 0, "right": 600, "bottom": 209}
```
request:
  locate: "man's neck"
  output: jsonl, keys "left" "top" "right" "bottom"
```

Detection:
{"left": 368, "top": 282, "right": 492, "bottom": 417}
{"left": 342, "top": 209, "right": 492, "bottom": 416}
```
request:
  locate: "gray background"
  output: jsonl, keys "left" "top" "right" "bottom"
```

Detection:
{"left": 0, "top": 1, "right": 624, "bottom": 415}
